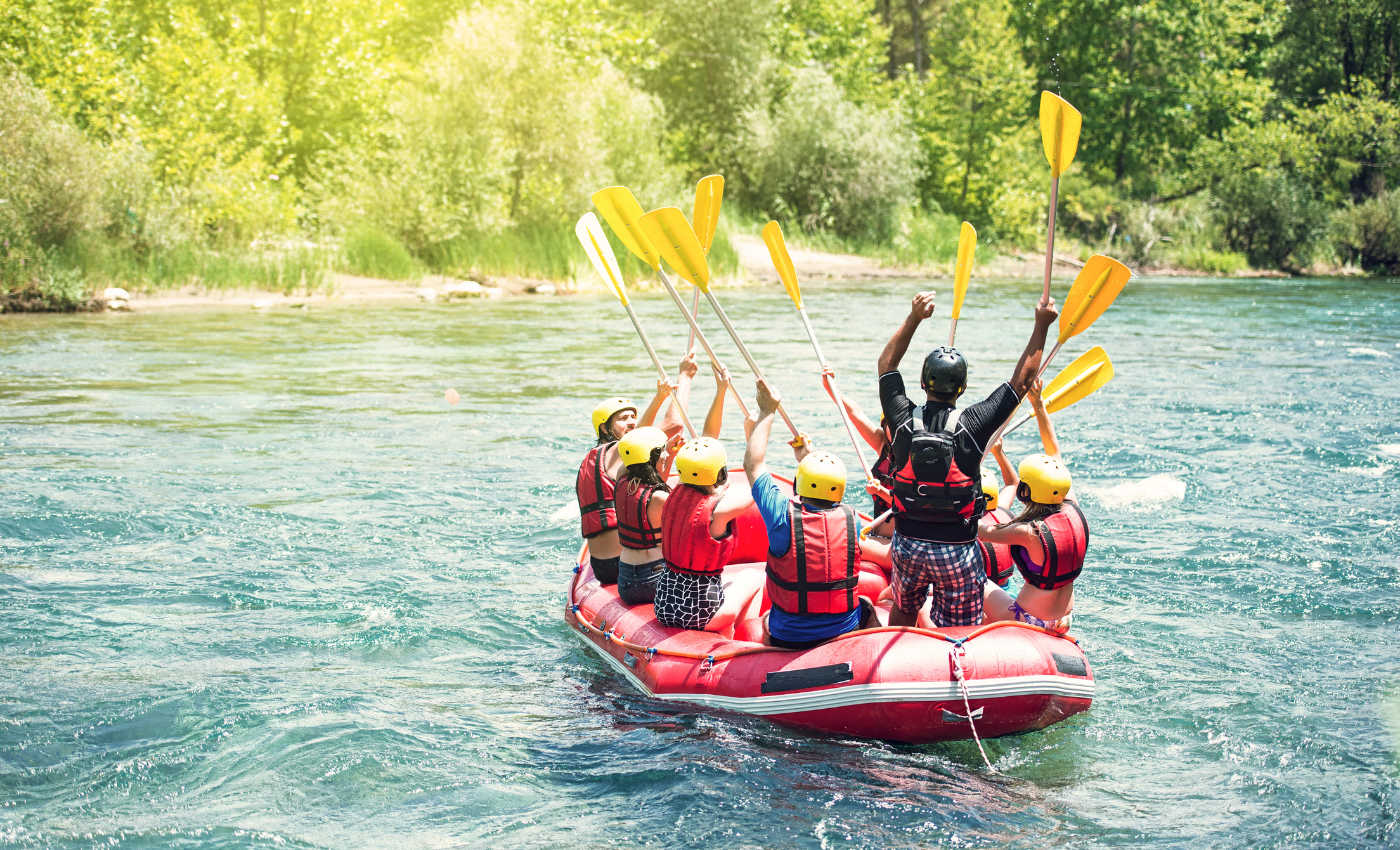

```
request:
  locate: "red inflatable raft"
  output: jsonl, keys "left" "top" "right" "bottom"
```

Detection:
{"left": 565, "top": 471, "right": 1093, "bottom": 744}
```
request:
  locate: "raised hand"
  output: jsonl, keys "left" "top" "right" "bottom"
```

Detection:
{"left": 755, "top": 378, "right": 781, "bottom": 415}
{"left": 1034, "top": 296, "right": 1059, "bottom": 327}
{"left": 910, "top": 291, "right": 937, "bottom": 320}
{"left": 678, "top": 351, "right": 699, "bottom": 380}
{"left": 1027, "top": 378, "right": 1044, "bottom": 404}
{"left": 712, "top": 363, "right": 731, "bottom": 387}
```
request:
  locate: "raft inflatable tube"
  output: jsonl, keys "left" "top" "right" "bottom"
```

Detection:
{"left": 566, "top": 471, "right": 1093, "bottom": 744}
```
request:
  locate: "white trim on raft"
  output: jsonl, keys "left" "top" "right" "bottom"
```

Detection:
{"left": 576, "top": 633, "right": 1094, "bottom": 717}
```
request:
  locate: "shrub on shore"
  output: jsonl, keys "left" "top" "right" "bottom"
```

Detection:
{"left": 1334, "top": 190, "right": 1400, "bottom": 274}
{"left": 736, "top": 67, "right": 918, "bottom": 244}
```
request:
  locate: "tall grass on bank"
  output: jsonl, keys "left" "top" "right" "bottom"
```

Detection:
{"left": 57, "top": 236, "right": 332, "bottom": 293}
{"left": 763, "top": 208, "right": 983, "bottom": 268}
{"left": 420, "top": 223, "right": 740, "bottom": 284}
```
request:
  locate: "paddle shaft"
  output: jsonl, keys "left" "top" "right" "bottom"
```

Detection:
{"left": 622, "top": 301, "right": 698, "bottom": 438}
{"left": 702, "top": 289, "right": 800, "bottom": 439}
{"left": 1041, "top": 176, "right": 1060, "bottom": 304}
{"left": 686, "top": 286, "right": 701, "bottom": 354}
{"left": 797, "top": 308, "right": 874, "bottom": 480}
{"left": 986, "top": 338, "right": 1069, "bottom": 449}
{"left": 654, "top": 269, "right": 752, "bottom": 419}
{"left": 862, "top": 507, "right": 894, "bottom": 537}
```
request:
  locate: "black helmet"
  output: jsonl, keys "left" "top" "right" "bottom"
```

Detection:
{"left": 921, "top": 347, "right": 967, "bottom": 396}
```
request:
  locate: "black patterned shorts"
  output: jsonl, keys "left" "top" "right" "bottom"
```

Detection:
{"left": 653, "top": 567, "right": 725, "bottom": 630}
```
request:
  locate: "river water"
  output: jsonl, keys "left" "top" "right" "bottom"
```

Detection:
{"left": 1, "top": 276, "right": 1397, "bottom": 848}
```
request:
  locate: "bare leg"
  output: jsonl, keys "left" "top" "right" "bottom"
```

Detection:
{"left": 705, "top": 570, "right": 766, "bottom": 636}
{"left": 859, "top": 535, "right": 892, "bottom": 570}
{"left": 981, "top": 581, "right": 1017, "bottom": 625}
{"left": 888, "top": 606, "right": 918, "bottom": 628}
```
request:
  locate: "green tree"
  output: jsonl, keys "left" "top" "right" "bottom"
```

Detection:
{"left": 1011, "top": 0, "right": 1279, "bottom": 197}
{"left": 902, "top": 0, "right": 1035, "bottom": 229}
{"left": 628, "top": 0, "right": 777, "bottom": 176}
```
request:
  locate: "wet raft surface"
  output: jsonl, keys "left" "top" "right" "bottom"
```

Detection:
{"left": 1, "top": 277, "right": 1397, "bottom": 848}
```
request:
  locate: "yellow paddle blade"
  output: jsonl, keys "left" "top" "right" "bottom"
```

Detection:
{"left": 592, "top": 186, "right": 661, "bottom": 271}
{"left": 638, "top": 206, "right": 711, "bottom": 290}
{"left": 1057, "top": 254, "right": 1131, "bottom": 344}
{"left": 1042, "top": 345, "right": 1114, "bottom": 414}
{"left": 692, "top": 174, "right": 725, "bottom": 255}
{"left": 949, "top": 221, "right": 976, "bottom": 323}
{"left": 1040, "top": 91, "right": 1083, "bottom": 178}
{"left": 574, "top": 213, "right": 628, "bottom": 306}
{"left": 762, "top": 221, "right": 801, "bottom": 309}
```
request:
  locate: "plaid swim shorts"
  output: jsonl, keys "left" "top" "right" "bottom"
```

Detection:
{"left": 890, "top": 534, "right": 985, "bottom": 626}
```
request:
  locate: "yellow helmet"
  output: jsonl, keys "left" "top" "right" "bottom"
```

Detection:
{"left": 675, "top": 437, "right": 726, "bottom": 486}
{"left": 618, "top": 426, "right": 668, "bottom": 466}
{"left": 1018, "top": 454, "right": 1072, "bottom": 504}
{"left": 591, "top": 397, "right": 636, "bottom": 435}
{"left": 796, "top": 452, "right": 847, "bottom": 501}
{"left": 980, "top": 467, "right": 999, "bottom": 511}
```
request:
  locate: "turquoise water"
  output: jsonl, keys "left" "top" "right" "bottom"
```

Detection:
{"left": 2, "top": 277, "right": 1397, "bottom": 848}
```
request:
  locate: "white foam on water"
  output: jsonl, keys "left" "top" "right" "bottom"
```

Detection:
{"left": 358, "top": 605, "right": 395, "bottom": 626}
{"left": 550, "top": 501, "right": 580, "bottom": 523}
{"left": 1348, "top": 347, "right": 1391, "bottom": 357}
{"left": 1339, "top": 464, "right": 1391, "bottom": 478}
{"left": 1088, "top": 473, "right": 1186, "bottom": 511}
{"left": 1378, "top": 444, "right": 1400, "bottom": 457}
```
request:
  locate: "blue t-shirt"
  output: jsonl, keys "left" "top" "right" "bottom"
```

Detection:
{"left": 751, "top": 472, "right": 862, "bottom": 644}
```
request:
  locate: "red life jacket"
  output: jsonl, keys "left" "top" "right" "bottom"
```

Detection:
{"left": 978, "top": 507, "right": 1014, "bottom": 585}
{"left": 891, "top": 406, "right": 985, "bottom": 541}
{"left": 661, "top": 484, "right": 737, "bottom": 575}
{"left": 1011, "top": 501, "right": 1089, "bottom": 590}
{"left": 617, "top": 479, "right": 664, "bottom": 550}
{"left": 576, "top": 443, "right": 618, "bottom": 539}
{"left": 765, "top": 499, "right": 860, "bottom": 615}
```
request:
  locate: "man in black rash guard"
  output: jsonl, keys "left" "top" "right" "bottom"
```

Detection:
{"left": 877, "top": 290, "right": 1058, "bottom": 627}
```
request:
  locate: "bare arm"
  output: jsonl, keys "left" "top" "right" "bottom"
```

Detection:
{"left": 702, "top": 365, "right": 729, "bottom": 438}
{"left": 711, "top": 481, "right": 756, "bottom": 532}
{"left": 979, "top": 521, "right": 1041, "bottom": 548}
{"left": 658, "top": 352, "right": 698, "bottom": 437}
{"left": 646, "top": 489, "right": 669, "bottom": 528}
{"left": 639, "top": 380, "right": 671, "bottom": 428}
{"left": 742, "top": 379, "right": 780, "bottom": 484}
{"left": 877, "top": 291, "right": 936, "bottom": 375}
{"left": 1008, "top": 298, "right": 1060, "bottom": 397}
{"left": 990, "top": 437, "right": 1017, "bottom": 487}
{"left": 1028, "top": 379, "right": 1061, "bottom": 460}
{"left": 824, "top": 366, "right": 883, "bottom": 451}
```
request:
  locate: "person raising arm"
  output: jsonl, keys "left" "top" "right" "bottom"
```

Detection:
{"left": 876, "top": 290, "right": 1058, "bottom": 628}
{"left": 979, "top": 383, "right": 1085, "bottom": 633}
{"left": 744, "top": 379, "right": 878, "bottom": 648}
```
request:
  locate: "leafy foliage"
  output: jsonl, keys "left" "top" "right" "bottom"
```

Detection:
{"left": 7, "top": 0, "right": 1400, "bottom": 308}
{"left": 1335, "top": 190, "right": 1400, "bottom": 274}
{"left": 736, "top": 67, "right": 917, "bottom": 242}
{"left": 1214, "top": 169, "right": 1332, "bottom": 271}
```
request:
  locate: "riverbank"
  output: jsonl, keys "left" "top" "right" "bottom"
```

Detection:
{"left": 3, "top": 238, "right": 1297, "bottom": 315}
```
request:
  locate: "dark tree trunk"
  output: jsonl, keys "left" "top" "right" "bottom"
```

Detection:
{"left": 1351, "top": 163, "right": 1387, "bottom": 201}
{"left": 883, "top": 0, "right": 897, "bottom": 79}
{"left": 1116, "top": 19, "right": 1136, "bottom": 182}
{"left": 906, "top": 0, "right": 924, "bottom": 79}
